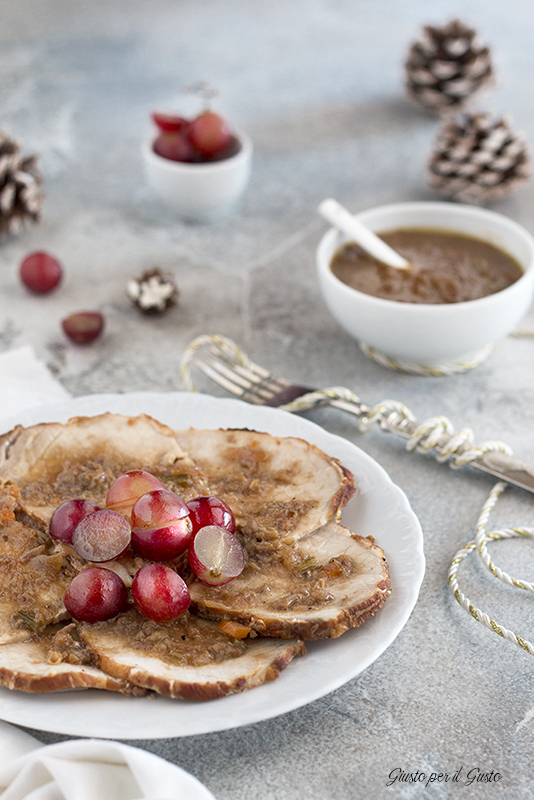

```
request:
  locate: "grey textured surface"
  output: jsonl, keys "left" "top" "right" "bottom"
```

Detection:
{"left": 1, "top": 1, "right": 534, "bottom": 797}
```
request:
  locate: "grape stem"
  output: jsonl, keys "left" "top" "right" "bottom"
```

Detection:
{"left": 182, "top": 80, "right": 219, "bottom": 112}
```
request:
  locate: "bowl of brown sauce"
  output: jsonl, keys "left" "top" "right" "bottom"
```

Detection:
{"left": 317, "top": 202, "right": 534, "bottom": 369}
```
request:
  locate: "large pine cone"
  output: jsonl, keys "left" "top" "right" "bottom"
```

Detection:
{"left": 428, "top": 112, "right": 532, "bottom": 204}
{"left": 0, "top": 132, "right": 43, "bottom": 239}
{"left": 405, "top": 19, "right": 494, "bottom": 114}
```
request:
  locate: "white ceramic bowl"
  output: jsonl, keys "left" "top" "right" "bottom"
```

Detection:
{"left": 142, "top": 131, "right": 252, "bottom": 222}
{"left": 316, "top": 201, "right": 534, "bottom": 369}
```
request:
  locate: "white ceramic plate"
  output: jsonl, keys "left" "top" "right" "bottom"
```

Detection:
{"left": 0, "top": 392, "right": 424, "bottom": 739}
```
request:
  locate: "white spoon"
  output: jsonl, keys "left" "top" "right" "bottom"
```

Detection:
{"left": 318, "top": 198, "right": 411, "bottom": 270}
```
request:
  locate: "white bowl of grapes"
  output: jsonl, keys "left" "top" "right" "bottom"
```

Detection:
{"left": 142, "top": 93, "right": 252, "bottom": 222}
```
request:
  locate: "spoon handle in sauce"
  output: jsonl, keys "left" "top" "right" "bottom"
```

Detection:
{"left": 318, "top": 198, "right": 411, "bottom": 270}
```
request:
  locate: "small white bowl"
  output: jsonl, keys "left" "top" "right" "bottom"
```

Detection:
{"left": 142, "top": 131, "right": 252, "bottom": 222}
{"left": 316, "top": 201, "right": 534, "bottom": 370}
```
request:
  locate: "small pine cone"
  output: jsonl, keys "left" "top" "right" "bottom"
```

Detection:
{"left": 428, "top": 112, "right": 532, "bottom": 204}
{"left": 405, "top": 19, "right": 494, "bottom": 114}
{"left": 127, "top": 267, "right": 179, "bottom": 314}
{"left": 0, "top": 131, "right": 43, "bottom": 239}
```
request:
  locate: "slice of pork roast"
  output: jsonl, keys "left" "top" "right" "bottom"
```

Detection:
{"left": 78, "top": 608, "right": 305, "bottom": 700}
{"left": 176, "top": 428, "right": 355, "bottom": 544}
{"left": 187, "top": 521, "right": 391, "bottom": 640}
{"left": 0, "top": 413, "right": 208, "bottom": 528}
{"left": 0, "top": 486, "right": 73, "bottom": 644}
{"left": 0, "top": 623, "right": 145, "bottom": 694}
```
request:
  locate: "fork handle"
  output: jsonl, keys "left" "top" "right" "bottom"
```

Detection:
{"left": 263, "top": 384, "right": 316, "bottom": 407}
{"left": 383, "top": 415, "right": 534, "bottom": 494}
{"left": 276, "top": 386, "right": 534, "bottom": 495}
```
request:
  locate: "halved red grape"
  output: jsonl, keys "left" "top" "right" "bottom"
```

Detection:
{"left": 49, "top": 498, "right": 100, "bottom": 543}
{"left": 151, "top": 112, "right": 189, "bottom": 132}
{"left": 106, "top": 470, "right": 166, "bottom": 517}
{"left": 188, "top": 525, "right": 245, "bottom": 586}
{"left": 19, "top": 251, "right": 63, "bottom": 294}
{"left": 71, "top": 508, "right": 131, "bottom": 562}
{"left": 64, "top": 567, "right": 129, "bottom": 623}
{"left": 188, "top": 111, "right": 233, "bottom": 158}
{"left": 153, "top": 131, "right": 198, "bottom": 162}
{"left": 131, "top": 489, "right": 192, "bottom": 561}
{"left": 187, "top": 496, "right": 235, "bottom": 535}
{"left": 132, "top": 563, "right": 190, "bottom": 622}
{"left": 62, "top": 311, "right": 104, "bottom": 344}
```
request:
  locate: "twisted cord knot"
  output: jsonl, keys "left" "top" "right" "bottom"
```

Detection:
{"left": 358, "top": 400, "right": 415, "bottom": 434}
{"left": 407, "top": 415, "right": 454, "bottom": 452}
{"left": 408, "top": 415, "right": 512, "bottom": 467}
{"left": 357, "top": 401, "right": 513, "bottom": 468}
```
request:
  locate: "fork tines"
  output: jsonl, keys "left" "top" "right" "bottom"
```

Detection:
{"left": 183, "top": 333, "right": 291, "bottom": 404}
{"left": 182, "top": 334, "right": 314, "bottom": 407}
{"left": 197, "top": 349, "right": 289, "bottom": 404}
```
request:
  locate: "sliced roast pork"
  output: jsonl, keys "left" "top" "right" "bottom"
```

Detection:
{"left": 78, "top": 608, "right": 305, "bottom": 700}
{"left": 0, "top": 413, "right": 208, "bottom": 528}
{"left": 176, "top": 428, "right": 355, "bottom": 544}
{"left": 0, "top": 488, "right": 73, "bottom": 644}
{"left": 188, "top": 521, "right": 391, "bottom": 640}
{"left": 0, "top": 623, "right": 145, "bottom": 694}
{"left": 0, "top": 414, "right": 390, "bottom": 701}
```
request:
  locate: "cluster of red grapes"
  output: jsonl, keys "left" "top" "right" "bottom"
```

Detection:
{"left": 151, "top": 110, "right": 239, "bottom": 163}
{"left": 49, "top": 470, "right": 245, "bottom": 624}
{"left": 19, "top": 251, "right": 104, "bottom": 344}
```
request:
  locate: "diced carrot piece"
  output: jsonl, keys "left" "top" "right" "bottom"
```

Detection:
{"left": 322, "top": 560, "right": 344, "bottom": 579}
{"left": 217, "top": 620, "right": 251, "bottom": 639}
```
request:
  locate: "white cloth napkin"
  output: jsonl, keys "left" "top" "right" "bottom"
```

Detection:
{"left": 0, "top": 346, "right": 70, "bottom": 421}
{"left": 0, "top": 722, "right": 216, "bottom": 799}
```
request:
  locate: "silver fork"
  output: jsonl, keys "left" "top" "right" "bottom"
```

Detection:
{"left": 181, "top": 334, "right": 534, "bottom": 495}
{"left": 181, "top": 333, "right": 362, "bottom": 413}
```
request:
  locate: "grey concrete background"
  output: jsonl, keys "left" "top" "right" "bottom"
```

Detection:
{"left": 1, "top": 1, "right": 534, "bottom": 797}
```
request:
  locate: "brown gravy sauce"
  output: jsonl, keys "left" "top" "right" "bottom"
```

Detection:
{"left": 330, "top": 228, "right": 523, "bottom": 304}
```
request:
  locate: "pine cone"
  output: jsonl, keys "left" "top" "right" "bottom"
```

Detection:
{"left": 405, "top": 19, "right": 494, "bottom": 114}
{"left": 0, "top": 131, "right": 43, "bottom": 239}
{"left": 428, "top": 112, "right": 532, "bottom": 204}
{"left": 127, "top": 267, "right": 179, "bottom": 314}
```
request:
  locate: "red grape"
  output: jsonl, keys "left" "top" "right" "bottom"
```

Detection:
{"left": 208, "top": 134, "right": 242, "bottom": 161}
{"left": 106, "top": 470, "right": 166, "bottom": 517}
{"left": 20, "top": 251, "right": 62, "bottom": 294}
{"left": 188, "top": 111, "right": 233, "bottom": 158}
{"left": 49, "top": 498, "right": 100, "bottom": 543}
{"left": 62, "top": 311, "right": 104, "bottom": 344}
{"left": 132, "top": 563, "right": 190, "bottom": 622}
{"left": 64, "top": 567, "right": 129, "bottom": 623}
{"left": 131, "top": 489, "right": 192, "bottom": 561}
{"left": 71, "top": 508, "right": 131, "bottom": 562}
{"left": 187, "top": 496, "right": 235, "bottom": 535}
{"left": 188, "top": 525, "right": 245, "bottom": 586}
{"left": 153, "top": 131, "right": 198, "bottom": 163}
{"left": 151, "top": 112, "right": 189, "bottom": 132}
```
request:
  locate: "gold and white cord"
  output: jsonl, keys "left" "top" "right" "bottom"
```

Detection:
{"left": 359, "top": 342, "right": 494, "bottom": 376}
{"left": 448, "top": 481, "right": 534, "bottom": 656}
